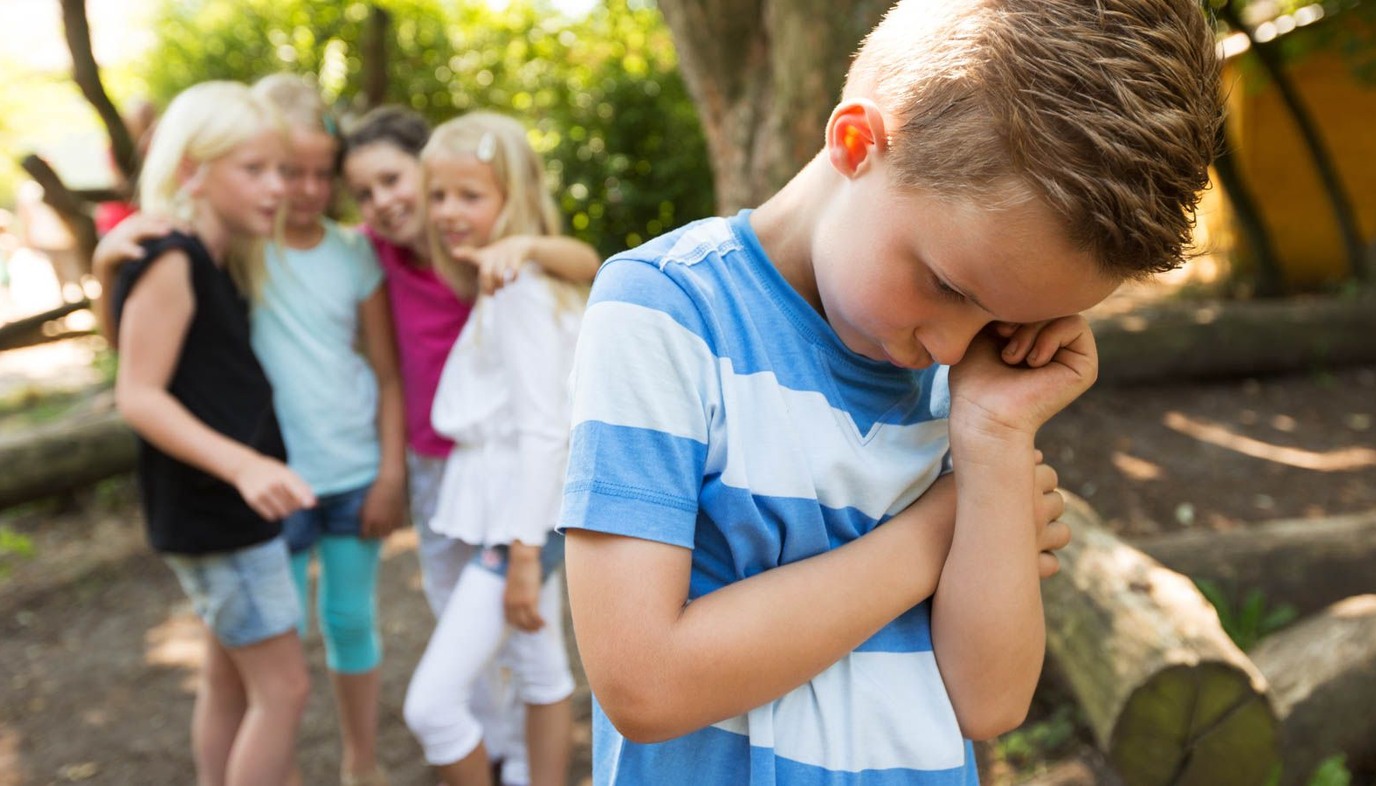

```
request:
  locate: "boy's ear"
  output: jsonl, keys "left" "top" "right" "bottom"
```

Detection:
{"left": 825, "top": 99, "right": 889, "bottom": 178}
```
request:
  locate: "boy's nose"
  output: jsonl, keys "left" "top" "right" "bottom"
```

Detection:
{"left": 926, "top": 313, "right": 989, "bottom": 366}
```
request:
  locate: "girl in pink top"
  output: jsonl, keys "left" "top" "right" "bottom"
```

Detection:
{"left": 340, "top": 107, "right": 598, "bottom": 786}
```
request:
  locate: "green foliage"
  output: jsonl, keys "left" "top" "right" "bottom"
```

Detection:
{"left": 1195, "top": 579, "right": 1299, "bottom": 650}
{"left": 0, "top": 525, "right": 35, "bottom": 578}
{"left": 993, "top": 705, "right": 1080, "bottom": 772}
{"left": 138, "top": 0, "right": 715, "bottom": 257}
{"left": 1205, "top": 0, "right": 1376, "bottom": 87}
{"left": 1306, "top": 755, "right": 1353, "bottom": 786}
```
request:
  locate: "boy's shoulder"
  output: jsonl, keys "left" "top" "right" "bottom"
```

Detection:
{"left": 604, "top": 214, "right": 747, "bottom": 277}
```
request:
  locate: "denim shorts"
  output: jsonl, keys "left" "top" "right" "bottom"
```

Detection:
{"left": 283, "top": 484, "right": 370, "bottom": 553}
{"left": 471, "top": 535, "right": 566, "bottom": 581}
{"left": 163, "top": 536, "right": 301, "bottom": 648}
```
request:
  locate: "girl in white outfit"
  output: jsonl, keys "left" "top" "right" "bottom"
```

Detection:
{"left": 402, "top": 112, "right": 588, "bottom": 786}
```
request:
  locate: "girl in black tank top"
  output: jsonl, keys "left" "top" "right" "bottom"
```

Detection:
{"left": 103, "top": 81, "right": 315, "bottom": 786}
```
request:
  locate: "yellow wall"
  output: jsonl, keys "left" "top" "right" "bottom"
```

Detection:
{"left": 1215, "top": 45, "right": 1376, "bottom": 288}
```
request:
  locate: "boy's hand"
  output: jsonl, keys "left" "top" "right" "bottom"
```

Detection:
{"left": 93, "top": 213, "right": 175, "bottom": 274}
{"left": 359, "top": 473, "right": 406, "bottom": 539}
{"left": 504, "top": 542, "right": 545, "bottom": 632}
{"left": 232, "top": 454, "right": 316, "bottom": 522}
{"left": 1033, "top": 452, "right": 1070, "bottom": 578}
{"left": 948, "top": 315, "right": 1098, "bottom": 444}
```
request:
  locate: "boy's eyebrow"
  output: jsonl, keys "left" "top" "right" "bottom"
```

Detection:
{"left": 949, "top": 279, "right": 991, "bottom": 313}
{"left": 930, "top": 258, "right": 993, "bottom": 314}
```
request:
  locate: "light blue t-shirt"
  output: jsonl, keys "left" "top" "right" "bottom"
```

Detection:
{"left": 252, "top": 219, "right": 384, "bottom": 496}
{"left": 561, "top": 212, "right": 977, "bottom": 785}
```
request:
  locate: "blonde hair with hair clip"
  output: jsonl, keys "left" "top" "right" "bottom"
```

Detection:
{"left": 137, "top": 80, "right": 286, "bottom": 297}
{"left": 845, "top": 0, "right": 1223, "bottom": 279}
{"left": 421, "top": 112, "right": 586, "bottom": 314}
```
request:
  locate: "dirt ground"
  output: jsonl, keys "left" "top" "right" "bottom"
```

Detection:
{"left": 1, "top": 343, "right": 1374, "bottom": 784}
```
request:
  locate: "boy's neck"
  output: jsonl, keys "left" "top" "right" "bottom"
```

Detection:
{"left": 750, "top": 153, "right": 831, "bottom": 315}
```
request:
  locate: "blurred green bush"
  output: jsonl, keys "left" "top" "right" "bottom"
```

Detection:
{"left": 139, "top": 0, "right": 715, "bottom": 258}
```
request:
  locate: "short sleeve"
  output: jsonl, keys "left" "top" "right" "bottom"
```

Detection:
{"left": 338, "top": 224, "right": 384, "bottom": 299}
{"left": 558, "top": 257, "right": 718, "bottom": 550}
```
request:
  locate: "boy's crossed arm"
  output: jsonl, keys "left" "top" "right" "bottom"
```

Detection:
{"left": 565, "top": 474, "right": 958, "bottom": 744}
{"left": 566, "top": 430, "right": 1069, "bottom": 745}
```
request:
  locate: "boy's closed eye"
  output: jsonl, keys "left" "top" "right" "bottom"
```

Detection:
{"left": 929, "top": 269, "right": 968, "bottom": 303}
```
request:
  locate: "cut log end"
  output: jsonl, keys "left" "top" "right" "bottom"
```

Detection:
{"left": 1109, "top": 661, "right": 1279, "bottom": 786}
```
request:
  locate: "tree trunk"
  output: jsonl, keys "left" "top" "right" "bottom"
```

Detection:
{"left": 1220, "top": 2, "right": 1366, "bottom": 283}
{"left": 0, "top": 406, "right": 136, "bottom": 512}
{"left": 19, "top": 155, "right": 97, "bottom": 278}
{"left": 1211, "top": 121, "right": 1284, "bottom": 297}
{"left": 1091, "top": 292, "right": 1376, "bottom": 385}
{"left": 1135, "top": 510, "right": 1376, "bottom": 618}
{"left": 1250, "top": 595, "right": 1376, "bottom": 784}
{"left": 361, "top": 5, "right": 391, "bottom": 111}
{"left": 656, "top": 0, "right": 890, "bottom": 212}
{"left": 1043, "top": 494, "right": 1279, "bottom": 785}
{"left": 59, "top": 0, "right": 136, "bottom": 182}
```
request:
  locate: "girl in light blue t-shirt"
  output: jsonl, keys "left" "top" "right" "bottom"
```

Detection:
{"left": 249, "top": 74, "right": 405, "bottom": 786}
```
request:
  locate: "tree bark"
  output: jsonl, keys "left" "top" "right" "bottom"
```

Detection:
{"left": 1092, "top": 292, "right": 1376, "bottom": 385}
{"left": 59, "top": 0, "right": 136, "bottom": 182}
{"left": 1043, "top": 494, "right": 1279, "bottom": 785}
{"left": 1210, "top": 121, "right": 1284, "bottom": 297}
{"left": 0, "top": 407, "right": 136, "bottom": 512}
{"left": 361, "top": 5, "right": 391, "bottom": 111}
{"left": 18, "top": 154, "right": 97, "bottom": 278}
{"left": 1135, "top": 510, "right": 1376, "bottom": 618}
{"left": 656, "top": 0, "right": 890, "bottom": 212}
{"left": 1250, "top": 595, "right": 1376, "bottom": 784}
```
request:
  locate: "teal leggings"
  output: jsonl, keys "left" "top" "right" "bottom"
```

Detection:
{"left": 290, "top": 535, "right": 383, "bottom": 673}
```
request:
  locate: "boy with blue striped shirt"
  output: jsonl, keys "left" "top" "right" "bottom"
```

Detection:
{"left": 560, "top": 1, "right": 1222, "bottom": 782}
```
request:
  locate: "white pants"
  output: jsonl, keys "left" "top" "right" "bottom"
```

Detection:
{"left": 408, "top": 452, "right": 530, "bottom": 782}
{"left": 403, "top": 562, "right": 575, "bottom": 768}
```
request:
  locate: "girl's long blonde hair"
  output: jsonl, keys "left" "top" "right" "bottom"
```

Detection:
{"left": 421, "top": 112, "right": 585, "bottom": 312}
{"left": 137, "top": 80, "right": 284, "bottom": 297}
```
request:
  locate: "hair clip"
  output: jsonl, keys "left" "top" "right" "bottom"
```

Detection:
{"left": 476, "top": 132, "right": 496, "bottom": 163}
{"left": 322, "top": 113, "right": 338, "bottom": 137}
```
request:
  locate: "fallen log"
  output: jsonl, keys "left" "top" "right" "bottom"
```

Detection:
{"left": 1134, "top": 510, "right": 1376, "bottom": 617}
{"left": 1250, "top": 595, "right": 1376, "bottom": 785}
{"left": 0, "top": 405, "right": 136, "bottom": 510}
{"left": 1092, "top": 293, "right": 1376, "bottom": 385}
{"left": 1043, "top": 493, "right": 1279, "bottom": 786}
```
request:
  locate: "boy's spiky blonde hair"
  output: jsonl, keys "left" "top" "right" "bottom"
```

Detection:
{"left": 846, "top": 0, "right": 1222, "bottom": 279}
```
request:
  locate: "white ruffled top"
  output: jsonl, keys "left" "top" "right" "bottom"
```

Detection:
{"left": 429, "top": 264, "right": 583, "bottom": 547}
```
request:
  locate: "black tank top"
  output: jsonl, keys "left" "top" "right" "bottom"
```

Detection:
{"left": 113, "top": 232, "right": 286, "bottom": 554}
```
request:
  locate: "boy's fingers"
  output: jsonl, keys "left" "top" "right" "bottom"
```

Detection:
{"left": 1025, "top": 316, "right": 1097, "bottom": 372}
{"left": 1034, "top": 462, "right": 1059, "bottom": 493}
{"left": 1000, "top": 320, "right": 1049, "bottom": 365}
{"left": 1039, "top": 519, "right": 1072, "bottom": 552}
{"left": 1038, "top": 552, "right": 1062, "bottom": 579}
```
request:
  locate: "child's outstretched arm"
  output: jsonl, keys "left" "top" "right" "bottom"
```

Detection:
{"left": 932, "top": 315, "right": 1098, "bottom": 740}
{"left": 566, "top": 476, "right": 956, "bottom": 744}
{"left": 357, "top": 284, "right": 407, "bottom": 538}
{"left": 450, "top": 235, "right": 600, "bottom": 294}
{"left": 115, "top": 251, "right": 316, "bottom": 521}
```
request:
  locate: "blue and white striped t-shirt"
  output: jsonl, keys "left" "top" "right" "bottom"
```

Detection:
{"left": 561, "top": 211, "right": 978, "bottom": 785}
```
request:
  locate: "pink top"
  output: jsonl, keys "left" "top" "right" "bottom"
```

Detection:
{"left": 363, "top": 227, "right": 474, "bottom": 457}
